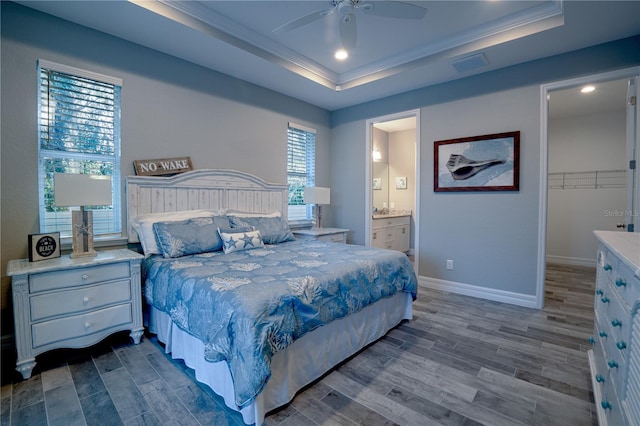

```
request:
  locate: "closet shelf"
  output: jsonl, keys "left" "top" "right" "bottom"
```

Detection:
{"left": 548, "top": 169, "right": 627, "bottom": 189}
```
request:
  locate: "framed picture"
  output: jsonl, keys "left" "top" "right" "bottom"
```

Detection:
{"left": 395, "top": 177, "right": 407, "bottom": 189}
{"left": 28, "top": 232, "right": 61, "bottom": 262}
{"left": 373, "top": 178, "right": 382, "bottom": 190}
{"left": 434, "top": 131, "right": 520, "bottom": 192}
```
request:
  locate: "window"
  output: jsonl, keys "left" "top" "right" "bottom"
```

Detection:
{"left": 38, "top": 60, "right": 122, "bottom": 238}
{"left": 287, "top": 122, "right": 316, "bottom": 221}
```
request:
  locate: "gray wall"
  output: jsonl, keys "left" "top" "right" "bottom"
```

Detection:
{"left": 330, "top": 36, "right": 640, "bottom": 298}
{"left": 0, "top": 3, "right": 331, "bottom": 328}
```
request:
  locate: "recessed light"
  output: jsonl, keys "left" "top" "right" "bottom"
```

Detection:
{"left": 335, "top": 49, "right": 348, "bottom": 60}
{"left": 581, "top": 85, "right": 595, "bottom": 93}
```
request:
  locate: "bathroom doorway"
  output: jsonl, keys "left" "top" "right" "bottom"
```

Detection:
{"left": 365, "top": 110, "right": 420, "bottom": 272}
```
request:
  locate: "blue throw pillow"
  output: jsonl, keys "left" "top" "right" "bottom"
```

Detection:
{"left": 153, "top": 216, "right": 231, "bottom": 258}
{"left": 229, "top": 216, "right": 294, "bottom": 244}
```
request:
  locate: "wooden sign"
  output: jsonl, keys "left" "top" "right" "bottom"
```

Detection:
{"left": 133, "top": 157, "right": 193, "bottom": 176}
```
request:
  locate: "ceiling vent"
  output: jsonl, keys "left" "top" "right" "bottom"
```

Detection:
{"left": 452, "top": 53, "right": 489, "bottom": 73}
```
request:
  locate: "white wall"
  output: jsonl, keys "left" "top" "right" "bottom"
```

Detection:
{"left": 546, "top": 110, "right": 627, "bottom": 265}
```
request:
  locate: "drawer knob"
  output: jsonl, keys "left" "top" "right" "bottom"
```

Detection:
{"left": 596, "top": 374, "right": 605, "bottom": 383}
{"left": 599, "top": 331, "right": 608, "bottom": 338}
{"left": 615, "top": 278, "right": 627, "bottom": 287}
{"left": 81, "top": 274, "right": 89, "bottom": 280}
{"left": 596, "top": 289, "right": 604, "bottom": 295}
{"left": 601, "top": 401, "right": 612, "bottom": 410}
{"left": 83, "top": 296, "right": 90, "bottom": 304}
{"left": 612, "top": 319, "right": 622, "bottom": 328}
{"left": 601, "top": 297, "right": 610, "bottom": 303}
{"left": 616, "top": 341, "right": 627, "bottom": 350}
{"left": 588, "top": 336, "right": 596, "bottom": 344}
{"left": 608, "top": 360, "right": 619, "bottom": 369}
{"left": 604, "top": 264, "right": 612, "bottom": 271}
{"left": 84, "top": 322, "right": 91, "bottom": 329}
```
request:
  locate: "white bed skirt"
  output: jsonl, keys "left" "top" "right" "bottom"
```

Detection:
{"left": 148, "top": 292, "right": 413, "bottom": 425}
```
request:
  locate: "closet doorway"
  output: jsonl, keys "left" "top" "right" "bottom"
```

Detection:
{"left": 537, "top": 67, "right": 640, "bottom": 308}
{"left": 365, "top": 109, "right": 420, "bottom": 272}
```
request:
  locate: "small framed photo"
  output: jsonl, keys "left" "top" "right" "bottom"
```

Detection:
{"left": 28, "top": 232, "right": 61, "bottom": 262}
{"left": 395, "top": 177, "right": 407, "bottom": 189}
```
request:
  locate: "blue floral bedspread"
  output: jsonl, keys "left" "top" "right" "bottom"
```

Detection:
{"left": 142, "top": 239, "right": 417, "bottom": 408}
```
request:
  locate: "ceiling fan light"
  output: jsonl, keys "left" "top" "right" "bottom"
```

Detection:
{"left": 335, "top": 49, "right": 349, "bottom": 60}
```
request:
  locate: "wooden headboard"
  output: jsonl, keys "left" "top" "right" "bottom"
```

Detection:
{"left": 126, "top": 169, "right": 289, "bottom": 243}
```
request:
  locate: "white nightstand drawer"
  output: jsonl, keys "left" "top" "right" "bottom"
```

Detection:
{"left": 30, "top": 262, "right": 130, "bottom": 293}
{"left": 30, "top": 279, "right": 132, "bottom": 322}
{"left": 317, "top": 233, "right": 346, "bottom": 243}
{"left": 32, "top": 303, "right": 133, "bottom": 348}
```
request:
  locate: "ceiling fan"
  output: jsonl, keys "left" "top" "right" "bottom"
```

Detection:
{"left": 272, "top": 1, "right": 428, "bottom": 49}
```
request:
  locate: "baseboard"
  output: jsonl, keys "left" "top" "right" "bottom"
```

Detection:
{"left": 546, "top": 255, "right": 596, "bottom": 268}
{"left": 419, "top": 276, "right": 538, "bottom": 308}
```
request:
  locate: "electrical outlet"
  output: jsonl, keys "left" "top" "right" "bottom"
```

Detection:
{"left": 446, "top": 259, "right": 453, "bottom": 270}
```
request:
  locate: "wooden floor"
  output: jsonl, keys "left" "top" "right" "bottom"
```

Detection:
{"left": 1, "top": 263, "right": 598, "bottom": 425}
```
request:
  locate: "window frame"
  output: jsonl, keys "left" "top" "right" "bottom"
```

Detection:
{"left": 287, "top": 122, "right": 316, "bottom": 224}
{"left": 37, "top": 59, "right": 123, "bottom": 241}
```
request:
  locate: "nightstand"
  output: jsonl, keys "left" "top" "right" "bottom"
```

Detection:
{"left": 7, "top": 249, "right": 144, "bottom": 379}
{"left": 293, "top": 227, "right": 349, "bottom": 244}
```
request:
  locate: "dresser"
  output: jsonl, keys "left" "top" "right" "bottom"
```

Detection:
{"left": 7, "top": 249, "right": 144, "bottom": 379}
{"left": 590, "top": 230, "right": 640, "bottom": 426}
{"left": 372, "top": 214, "right": 410, "bottom": 252}
{"left": 293, "top": 227, "right": 349, "bottom": 244}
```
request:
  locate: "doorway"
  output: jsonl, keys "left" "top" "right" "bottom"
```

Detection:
{"left": 537, "top": 67, "right": 640, "bottom": 308}
{"left": 365, "top": 109, "right": 420, "bottom": 272}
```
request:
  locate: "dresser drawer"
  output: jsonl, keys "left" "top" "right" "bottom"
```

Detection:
{"left": 611, "top": 259, "right": 640, "bottom": 311}
{"left": 32, "top": 303, "right": 133, "bottom": 348}
{"left": 30, "top": 262, "right": 130, "bottom": 293}
{"left": 30, "top": 279, "right": 132, "bottom": 322}
{"left": 597, "top": 247, "right": 616, "bottom": 285}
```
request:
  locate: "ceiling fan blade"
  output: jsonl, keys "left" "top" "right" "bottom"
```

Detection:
{"left": 359, "top": 1, "right": 427, "bottom": 20}
{"left": 273, "top": 7, "right": 336, "bottom": 34}
{"left": 340, "top": 13, "right": 357, "bottom": 49}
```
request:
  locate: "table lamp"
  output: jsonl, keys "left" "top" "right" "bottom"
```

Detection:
{"left": 54, "top": 173, "right": 112, "bottom": 258}
{"left": 303, "top": 187, "right": 330, "bottom": 229}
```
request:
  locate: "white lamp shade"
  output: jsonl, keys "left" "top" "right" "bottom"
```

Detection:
{"left": 54, "top": 173, "right": 112, "bottom": 207}
{"left": 303, "top": 187, "right": 330, "bottom": 205}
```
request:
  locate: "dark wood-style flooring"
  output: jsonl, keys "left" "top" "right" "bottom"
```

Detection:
{"left": 1, "top": 263, "right": 597, "bottom": 425}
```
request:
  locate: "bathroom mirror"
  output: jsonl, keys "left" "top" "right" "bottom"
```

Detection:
{"left": 372, "top": 162, "right": 389, "bottom": 213}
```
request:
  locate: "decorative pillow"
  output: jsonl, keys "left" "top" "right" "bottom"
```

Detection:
{"left": 218, "top": 229, "right": 264, "bottom": 254}
{"left": 131, "top": 209, "right": 218, "bottom": 256}
{"left": 153, "top": 216, "right": 231, "bottom": 258}
{"left": 229, "top": 215, "right": 294, "bottom": 244}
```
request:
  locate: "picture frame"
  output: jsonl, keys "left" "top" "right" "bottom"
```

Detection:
{"left": 434, "top": 131, "right": 520, "bottom": 192}
{"left": 395, "top": 177, "right": 407, "bottom": 189}
{"left": 373, "top": 178, "right": 382, "bottom": 190}
{"left": 28, "top": 232, "right": 61, "bottom": 262}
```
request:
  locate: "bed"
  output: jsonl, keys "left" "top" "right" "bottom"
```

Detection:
{"left": 126, "top": 169, "right": 417, "bottom": 425}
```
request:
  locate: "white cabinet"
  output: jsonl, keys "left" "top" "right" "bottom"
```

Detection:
{"left": 7, "top": 249, "right": 144, "bottom": 379}
{"left": 590, "top": 231, "right": 640, "bottom": 426}
{"left": 372, "top": 215, "right": 410, "bottom": 252}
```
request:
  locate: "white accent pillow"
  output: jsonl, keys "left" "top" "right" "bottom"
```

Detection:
{"left": 131, "top": 209, "right": 217, "bottom": 256}
{"left": 218, "top": 229, "right": 265, "bottom": 254}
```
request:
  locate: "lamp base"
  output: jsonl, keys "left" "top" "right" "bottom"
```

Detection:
{"left": 71, "top": 209, "right": 97, "bottom": 258}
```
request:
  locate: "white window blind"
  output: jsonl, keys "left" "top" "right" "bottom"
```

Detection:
{"left": 38, "top": 60, "right": 122, "bottom": 238}
{"left": 287, "top": 123, "right": 316, "bottom": 221}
